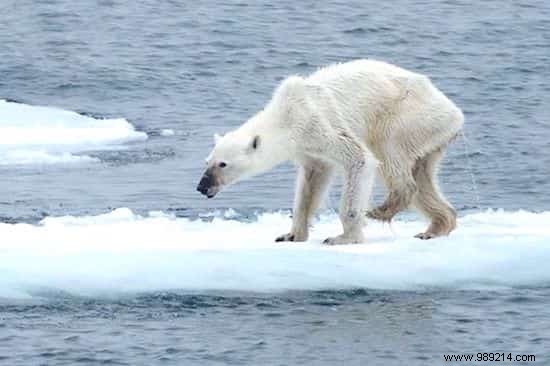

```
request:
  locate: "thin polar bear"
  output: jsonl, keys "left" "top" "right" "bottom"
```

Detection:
{"left": 197, "top": 59, "right": 464, "bottom": 244}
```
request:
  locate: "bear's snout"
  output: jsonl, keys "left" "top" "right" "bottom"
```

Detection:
{"left": 197, "top": 172, "right": 217, "bottom": 198}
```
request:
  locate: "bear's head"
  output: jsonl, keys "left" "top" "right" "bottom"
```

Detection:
{"left": 197, "top": 128, "right": 278, "bottom": 198}
{"left": 197, "top": 76, "right": 309, "bottom": 198}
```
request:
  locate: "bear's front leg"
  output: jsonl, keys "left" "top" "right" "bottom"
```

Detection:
{"left": 276, "top": 160, "right": 333, "bottom": 243}
{"left": 323, "top": 157, "right": 375, "bottom": 245}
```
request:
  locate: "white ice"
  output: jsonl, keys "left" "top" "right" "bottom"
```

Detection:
{"left": 160, "top": 129, "right": 175, "bottom": 136}
{"left": 0, "top": 100, "right": 147, "bottom": 165}
{"left": 1, "top": 209, "right": 549, "bottom": 299}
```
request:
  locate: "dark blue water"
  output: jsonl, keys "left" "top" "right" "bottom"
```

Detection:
{"left": 2, "top": 289, "right": 550, "bottom": 365}
{"left": 1, "top": 0, "right": 550, "bottom": 364}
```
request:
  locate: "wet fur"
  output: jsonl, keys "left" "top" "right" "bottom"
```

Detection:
{"left": 204, "top": 60, "right": 463, "bottom": 244}
{"left": 276, "top": 61, "right": 463, "bottom": 243}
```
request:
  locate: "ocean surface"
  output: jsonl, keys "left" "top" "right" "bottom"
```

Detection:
{"left": 1, "top": 0, "right": 549, "bottom": 365}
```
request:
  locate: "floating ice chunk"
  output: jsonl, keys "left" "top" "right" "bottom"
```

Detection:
{"left": 160, "top": 129, "right": 175, "bottom": 137}
{"left": 0, "top": 209, "right": 549, "bottom": 298}
{"left": 0, "top": 100, "right": 147, "bottom": 165}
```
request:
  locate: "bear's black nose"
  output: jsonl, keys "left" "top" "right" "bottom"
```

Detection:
{"left": 196, "top": 184, "right": 207, "bottom": 195}
{"left": 196, "top": 173, "right": 213, "bottom": 196}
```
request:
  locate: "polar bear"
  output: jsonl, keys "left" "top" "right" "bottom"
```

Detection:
{"left": 197, "top": 60, "right": 463, "bottom": 244}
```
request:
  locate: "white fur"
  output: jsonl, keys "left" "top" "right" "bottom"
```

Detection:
{"left": 204, "top": 60, "right": 464, "bottom": 244}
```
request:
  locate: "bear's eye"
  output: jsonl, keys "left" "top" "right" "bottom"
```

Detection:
{"left": 219, "top": 162, "right": 227, "bottom": 168}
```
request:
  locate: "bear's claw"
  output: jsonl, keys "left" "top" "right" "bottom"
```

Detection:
{"left": 275, "top": 233, "right": 295, "bottom": 242}
{"left": 322, "top": 234, "right": 364, "bottom": 245}
{"left": 414, "top": 232, "right": 437, "bottom": 240}
{"left": 366, "top": 207, "right": 394, "bottom": 222}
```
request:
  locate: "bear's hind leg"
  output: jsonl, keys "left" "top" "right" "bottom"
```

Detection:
{"left": 412, "top": 147, "right": 456, "bottom": 240}
{"left": 275, "top": 160, "right": 333, "bottom": 242}
{"left": 367, "top": 163, "right": 417, "bottom": 222}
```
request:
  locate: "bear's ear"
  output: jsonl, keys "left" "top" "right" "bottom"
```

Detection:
{"left": 214, "top": 133, "right": 222, "bottom": 144}
{"left": 249, "top": 135, "right": 260, "bottom": 151}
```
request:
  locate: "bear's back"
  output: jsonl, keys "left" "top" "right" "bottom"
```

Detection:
{"left": 306, "top": 59, "right": 419, "bottom": 86}
{"left": 305, "top": 59, "right": 436, "bottom": 111}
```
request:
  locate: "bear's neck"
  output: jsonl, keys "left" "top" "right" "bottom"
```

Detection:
{"left": 239, "top": 113, "right": 296, "bottom": 168}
